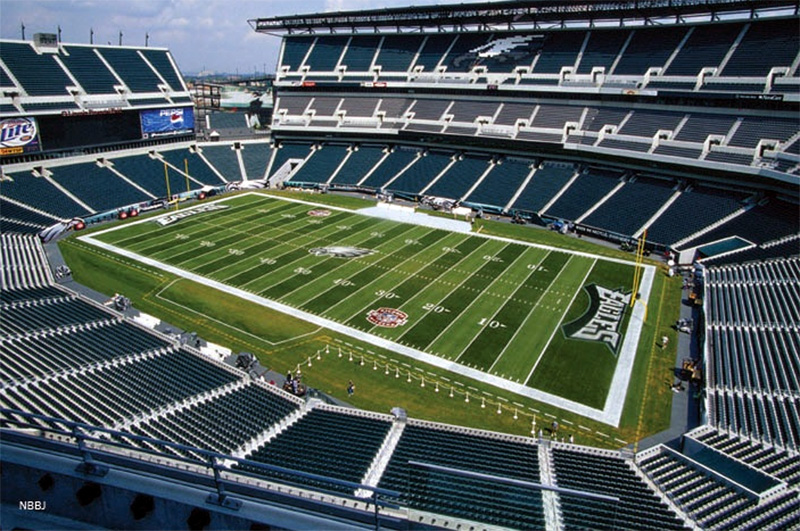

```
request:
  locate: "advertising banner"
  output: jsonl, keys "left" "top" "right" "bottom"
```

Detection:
{"left": 140, "top": 107, "right": 194, "bottom": 138}
{"left": 0, "top": 117, "right": 41, "bottom": 157}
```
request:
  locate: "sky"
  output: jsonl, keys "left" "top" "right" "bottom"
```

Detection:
{"left": 0, "top": 0, "right": 482, "bottom": 75}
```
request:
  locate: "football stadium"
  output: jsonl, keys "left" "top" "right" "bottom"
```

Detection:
{"left": 1, "top": 0, "right": 799, "bottom": 529}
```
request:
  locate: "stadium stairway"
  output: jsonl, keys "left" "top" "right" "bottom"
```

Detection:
{"left": 232, "top": 395, "right": 312, "bottom": 460}
{"left": 111, "top": 378, "right": 249, "bottom": 434}
{"left": 354, "top": 420, "right": 406, "bottom": 498}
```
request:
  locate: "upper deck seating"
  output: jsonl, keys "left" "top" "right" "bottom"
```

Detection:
{"left": 532, "top": 31, "right": 585, "bottom": 73}
{"left": 691, "top": 428, "right": 800, "bottom": 487}
{"left": 340, "top": 36, "right": 381, "bottom": 72}
{"left": 0, "top": 42, "right": 73, "bottom": 96}
{"left": 97, "top": 47, "right": 163, "bottom": 93}
{"left": 552, "top": 448, "right": 685, "bottom": 530}
{"left": 1, "top": 347, "right": 239, "bottom": 428}
{"left": 139, "top": 49, "right": 184, "bottom": 91}
{"left": 412, "top": 35, "right": 452, "bottom": 72}
{"left": 280, "top": 37, "right": 314, "bottom": 71}
{"left": 721, "top": 18, "right": 800, "bottom": 77}
{"left": 441, "top": 33, "right": 492, "bottom": 73}
{"left": 376, "top": 35, "right": 424, "bottom": 72}
{"left": 305, "top": 36, "right": 348, "bottom": 71}
{"left": 576, "top": 30, "right": 628, "bottom": 74}
{"left": 133, "top": 383, "right": 299, "bottom": 457}
{"left": 613, "top": 26, "right": 687, "bottom": 75}
{"left": 664, "top": 23, "right": 743, "bottom": 76}
{"left": 60, "top": 45, "right": 119, "bottom": 94}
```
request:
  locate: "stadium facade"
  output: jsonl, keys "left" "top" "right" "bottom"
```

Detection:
{"left": 1, "top": 0, "right": 799, "bottom": 529}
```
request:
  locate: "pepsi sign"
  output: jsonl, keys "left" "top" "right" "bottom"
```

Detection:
{"left": 140, "top": 107, "right": 194, "bottom": 138}
{"left": 0, "top": 117, "right": 41, "bottom": 157}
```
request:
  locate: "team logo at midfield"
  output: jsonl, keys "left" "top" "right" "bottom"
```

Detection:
{"left": 307, "top": 209, "right": 331, "bottom": 217}
{"left": 367, "top": 308, "right": 408, "bottom": 328}
{"left": 309, "top": 246, "right": 375, "bottom": 258}
{"left": 562, "top": 284, "right": 631, "bottom": 355}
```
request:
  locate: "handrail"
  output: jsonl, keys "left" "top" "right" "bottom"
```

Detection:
{"left": 0, "top": 408, "right": 400, "bottom": 506}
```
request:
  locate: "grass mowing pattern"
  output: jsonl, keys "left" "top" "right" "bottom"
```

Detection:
{"left": 97, "top": 194, "right": 640, "bottom": 407}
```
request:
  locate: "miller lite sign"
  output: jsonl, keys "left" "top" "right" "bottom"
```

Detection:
{"left": 0, "top": 117, "right": 41, "bottom": 157}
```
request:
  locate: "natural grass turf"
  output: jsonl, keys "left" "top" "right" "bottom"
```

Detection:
{"left": 96, "top": 193, "right": 640, "bottom": 407}
{"left": 59, "top": 191, "right": 681, "bottom": 447}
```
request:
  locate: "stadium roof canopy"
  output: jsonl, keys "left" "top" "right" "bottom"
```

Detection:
{"left": 250, "top": 0, "right": 798, "bottom": 34}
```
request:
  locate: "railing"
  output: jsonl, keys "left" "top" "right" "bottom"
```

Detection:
{"left": 0, "top": 408, "right": 401, "bottom": 529}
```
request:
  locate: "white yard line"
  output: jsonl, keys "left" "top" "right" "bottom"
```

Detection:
{"left": 363, "top": 233, "right": 477, "bottom": 335}
{"left": 395, "top": 241, "right": 508, "bottom": 345}
{"left": 448, "top": 247, "right": 532, "bottom": 362}
{"left": 79, "top": 192, "right": 656, "bottom": 427}
{"left": 274, "top": 221, "right": 415, "bottom": 302}
{"left": 524, "top": 258, "right": 597, "bottom": 384}
{"left": 486, "top": 250, "right": 554, "bottom": 373}
{"left": 169, "top": 204, "right": 333, "bottom": 268}
{"left": 320, "top": 226, "right": 439, "bottom": 316}
{"left": 234, "top": 218, "right": 397, "bottom": 291}
{"left": 288, "top": 224, "right": 428, "bottom": 308}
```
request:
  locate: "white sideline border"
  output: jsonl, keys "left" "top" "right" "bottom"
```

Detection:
{"left": 79, "top": 192, "right": 656, "bottom": 427}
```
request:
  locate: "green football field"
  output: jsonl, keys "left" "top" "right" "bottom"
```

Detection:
{"left": 85, "top": 193, "right": 651, "bottom": 419}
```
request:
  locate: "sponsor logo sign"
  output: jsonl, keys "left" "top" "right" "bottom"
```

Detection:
{"left": 155, "top": 203, "right": 229, "bottom": 226}
{"left": 0, "top": 117, "right": 40, "bottom": 157}
{"left": 562, "top": 284, "right": 631, "bottom": 354}
{"left": 140, "top": 107, "right": 194, "bottom": 138}
{"left": 307, "top": 209, "right": 331, "bottom": 217}
{"left": 309, "top": 247, "right": 375, "bottom": 258}
{"left": 367, "top": 308, "right": 408, "bottom": 328}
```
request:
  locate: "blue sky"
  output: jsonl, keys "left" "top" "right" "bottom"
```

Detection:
{"left": 0, "top": 0, "right": 479, "bottom": 74}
